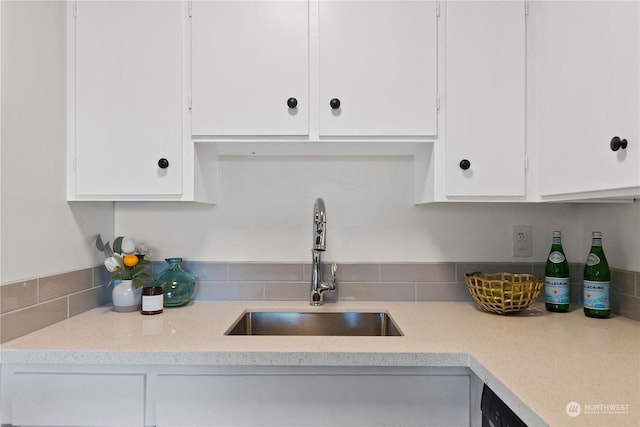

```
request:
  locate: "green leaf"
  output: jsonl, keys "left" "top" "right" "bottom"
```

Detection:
{"left": 113, "top": 237, "right": 124, "bottom": 254}
{"left": 96, "top": 235, "right": 105, "bottom": 252}
{"left": 103, "top": 242, "right": 113, "bottom": 258}
{"left": 132, "top": 277, "right": 145, "bottom": 289}
{"left": 129, "top": 265, "right": 149, "bottom": 277}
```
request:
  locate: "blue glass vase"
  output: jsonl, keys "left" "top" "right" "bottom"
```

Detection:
{"left": 153, "top": 258, "right": 195, "bottom": 307}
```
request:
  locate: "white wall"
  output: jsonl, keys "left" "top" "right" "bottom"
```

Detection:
{"left": 0, "top": 1, "right": 113, "bottom": 284}
{"left": 116, "top": 157, "right": 640, "bottom": 270}
{"left": 578, "top": 201, "right": 640, "bottom": 272}
{"left": 115, "top": 155, "right": 591, "bottom": 265}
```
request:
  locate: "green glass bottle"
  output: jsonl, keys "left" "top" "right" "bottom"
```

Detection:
{"left": 545, "top": 231, "right": 570, "bottom": 312}
{"left": 153, "top": 258, "right": 196, "bottom": 307}
{"left": 583, "top": 232, "right": 611, "bottom": 318}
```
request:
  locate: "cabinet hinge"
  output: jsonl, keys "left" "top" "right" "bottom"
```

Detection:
{"left": 73, "top": 2, "right": 77, "bottom": 17}
{"left": 436, "top": 96, "right": 440, "bottom": 113}
{"left": 188, "top": 97, "right": 192, "bottom": 113}
{"left": 524, "top": 155, "right": 529, "bottom": 171}
{"left": 436, "top": 1, "right": 441, "bottom": 18}
{"left": 188, "top": 1, "right": 192, "bottom": 19}
{"left": 524, "top": 0, "right": 529, "bottom": 15}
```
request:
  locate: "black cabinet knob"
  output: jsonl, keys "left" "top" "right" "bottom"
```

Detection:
{"left": 158, "top": 158, "right": 169, "bottom": 169}
{"left": 610, "top": 136, "right": 628, "bottom": 151}
{"left": 459, "top": 159, "right": 471, "bottom": 170}
{"left": 287, "top": 97, "right": 298, "bottom": 109}
{"left": 330, "top": 98, "right": 341, "bottom": 110}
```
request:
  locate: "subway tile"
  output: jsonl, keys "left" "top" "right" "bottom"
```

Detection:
{"left": 416, "top": 283, "right": 474, "bottom": 302}
{"left": 4, "top": 263, "right": 638, "bottom": 344}
{"left": 195, "top": 282, "right": 264, "bottom": 301}
{"left": 532, "top": 263, "right": 545, "bottom": 279}
{"left": 380, "top": 263, "right": 455, "bottom": 283}
{"left": 571, "top": 264, "right": 584, "bottom": 282}
{"left": 456, "top": 263, "right": 533, "bottom": 281}
{"left": 93, "top": 265, "right": 111, "bottom": 287}
{"left": 1, "top": 298, "right": 68, "bottom": 344}
{"left": 304, "top": 263, "right": 378, "bottom": 283}
{"left": 323, "top": 290, "right": 339, "bottom": 303}
{"left": 570, "top": 283, "right": 583, "bottom": 305}
{"left": 69, "top": 286, "right": 110, "bottom": 317}
{"left": 611, "top": 292, "right": 640, "bottom": 322}
{"left": 181, "top": 261, "right": 228, "bottom": 281}
{"left": 264, "top": 282, "right": 309, "bottom": 301}
{"left": 611, "top": 269, "right": 636, "bottom": 296}
{"left": 229, "top": 263, "right": 303, "bottom": 282}
{"left": 38, "top": 269, "right": 92, "bottom": 303}
{"left": 1, "top": 280, "right": 37, "bottom": 314}
{"left": 339, "top": 282, "right": 415, "bottom": 302}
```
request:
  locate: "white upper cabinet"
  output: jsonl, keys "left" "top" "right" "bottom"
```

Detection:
{"left": 534, "top": 0, "right": 639, "bottom": 200}
{"left": 318, "top": 0, "right": 438, "bottom": 136}
{"left": 191, "top": 0, "right": 437, "bottom": 138}
{"left": 443, "top": 0, "right": 526, "bottom": 198}
{"left": 71, "top": 1, "right": 184, "bottom": 198}
{"left": 191, "top": 1, "right": 309, "bottom": 136}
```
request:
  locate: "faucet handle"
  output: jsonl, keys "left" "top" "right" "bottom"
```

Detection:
{"left": 331, "top": 263, "right": 337, "bottom": 285}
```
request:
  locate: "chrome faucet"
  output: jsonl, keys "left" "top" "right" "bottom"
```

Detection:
{"left": 310, "top": 197, "right": 337, "bottom": 306}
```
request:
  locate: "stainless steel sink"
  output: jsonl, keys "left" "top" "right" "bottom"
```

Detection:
{"left": 225, "top": 311, "right": 403, "bottom": 336}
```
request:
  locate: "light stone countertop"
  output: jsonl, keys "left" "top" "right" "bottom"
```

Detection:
{"left": 1, "top": 301, "right": 639, "bottom": 427}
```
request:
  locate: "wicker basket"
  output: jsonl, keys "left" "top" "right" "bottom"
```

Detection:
{"left": 465, "top": 272, "right": 543, "bottom": 314}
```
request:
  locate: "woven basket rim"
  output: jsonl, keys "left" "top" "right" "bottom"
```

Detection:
{"left": 465, "top": 271, "right": 543, "bottom": 314}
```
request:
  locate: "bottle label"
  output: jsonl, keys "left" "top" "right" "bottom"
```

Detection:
{"left": 548, "top": 251, "right": 566, "bottom": 263}
{"left": 583, "top": 281, "right": 610, "bottom": 309}
{"left": 142, "top": 294, "right": 164, "bottom": 312}
{"left": 585, "top": 253, "right": 600, "bottom": 266}
{"left": 545, "top": 277, "right": 569, "bottom": 304}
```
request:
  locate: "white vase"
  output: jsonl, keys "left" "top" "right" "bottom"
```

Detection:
{"left": 112, "top": 280, "right": 142, "bottom": 312}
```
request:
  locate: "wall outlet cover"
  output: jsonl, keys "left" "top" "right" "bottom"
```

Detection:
{"left": 512, "top": 225, "right": 532, "bottom": 257}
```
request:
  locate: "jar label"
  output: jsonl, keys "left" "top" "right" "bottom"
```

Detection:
{"left": 548, "top": 251, "right": 566, "bottom": 263}
{"left": 142, "top": 294, "right": 164, "bottom": 312}
{"left": 586, "top": 253, "right": 600, "bottom": 266}
{"left": 583, "top": 281, "right": 610, "bottom": 309}
{"left": 545, "top": 277, "right": 569, "bottom": 304}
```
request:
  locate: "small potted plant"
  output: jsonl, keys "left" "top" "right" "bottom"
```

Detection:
{"left": 96, "top": 235, "right": 151, "bottom": 312}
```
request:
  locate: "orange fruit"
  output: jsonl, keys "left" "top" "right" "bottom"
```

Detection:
{"left": 123, "top": 254, "right": 139, "bottom": 267}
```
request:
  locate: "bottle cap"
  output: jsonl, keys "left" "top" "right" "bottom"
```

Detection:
{"left": 592, "top": 231, "right": 602, "bottom": 237}
{"left": 553, "top": 231, "right": 561, "bottom": 237}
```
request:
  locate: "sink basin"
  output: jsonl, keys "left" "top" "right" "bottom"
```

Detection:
{"left": 225, "top": 311, "right": 403, "bottom": 336}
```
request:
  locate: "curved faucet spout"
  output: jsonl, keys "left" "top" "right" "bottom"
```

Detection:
{"left": 310, "top": 198, "right": 336, "bottom": 305}
{"left": 313, "top": 198, "right": 326, "bottom": 251}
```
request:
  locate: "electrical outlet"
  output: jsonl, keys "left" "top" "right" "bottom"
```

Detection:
{"left": 513, "top": 225, "right": 532, "bottom": 257}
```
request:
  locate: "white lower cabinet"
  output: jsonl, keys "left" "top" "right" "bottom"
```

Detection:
{"left": 154, "top": 369, "right": 469, "bottom": 426}
{"left": 2, "top": 366, "right": 479, "bottom": 427}
{"left": 9, "top": 372, "right": 145, "bottom": 426}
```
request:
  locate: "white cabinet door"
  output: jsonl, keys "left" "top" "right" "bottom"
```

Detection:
{"left": 191, "top": 0, "right": 309, "bottom": 136}
{"left": 10, "top": 372, "right": 145, "bottom": 426}
{"left": 318, "top": 0, "right": 438, "bottom": 136}
{"left": 155, "top": 372, "right": 469, "bottom": 426}
{"left": 73, "top": 2, "right": 184, "bottom": 197}
{"left": 445, "top": 1, "right": 526, "bottom": 197}
{"left": 535, "top": 1, "right": 640, "bottom": 199}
